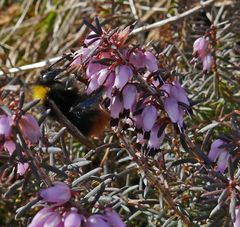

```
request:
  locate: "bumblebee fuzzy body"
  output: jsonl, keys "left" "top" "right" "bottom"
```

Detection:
{"left": 33, "top": 74, "right": 109, "bottom": 138}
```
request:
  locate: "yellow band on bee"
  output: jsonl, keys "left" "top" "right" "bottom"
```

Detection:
{"left": 32, "top": 85, "right": 49, "bottom": 103}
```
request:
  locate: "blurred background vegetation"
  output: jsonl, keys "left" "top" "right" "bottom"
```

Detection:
{"left": 0, "top": 0, "right": 239, "bottom": 226}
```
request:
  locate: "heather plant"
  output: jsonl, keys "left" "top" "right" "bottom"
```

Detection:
{"left": 0, "top": 1, "right": 239, "bottom": 227}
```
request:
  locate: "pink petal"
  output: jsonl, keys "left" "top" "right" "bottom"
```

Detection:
{"left": 4, "top": 140, "right": 16, "bottom": 155}
{"left": 71, "top": 48, "right": 92, "bottom": 66}
{"left": 164, "top": 97, "right": 179, "bottom": 123}
{"left": 144, "top": 51, "right": 158, "bottom": 72}
{"left": 19, "top": 114, "right": 40, "bottom": 144}
{"left": 114, "top": 65, "right": 133, "bottom": 90}
{"left": 141, "top": 105, "right": 157, "bottom": 132}
{"left": 104, "top": 72, "right": 116, "bottom": 98}
{"left": 109, "top": 96, "right": 123, "bottom": 119}
{"left": 86, "top": 60, "right": 106, "bottom": 79}
{"left": 97, "top": 69, "right": 110, "bottom": 85}
{"left": 129, "top": 50, "right": 145, "bottom": 69}
{"left": 171, "top": 80, "right": 189, "bottom": 105}
{"left": 105, "top": 72, "right": 116, "bottom": 87}
{"left": 208, "top": 139, "right": 225, "bottom": 162}
{"left": 122, "top": 84, "right": 137, "bottom": 110}
{"left": 0, "top": 115, "right": 12, "bottom": 137}
{"left": 40, "top": 182, "right": 71, "bottom": 204}
{"left": 177, "top": 108, "right": 184, "bottom": 128}
{"left": 160, "top": 84, "right": 172, "bottom": 96}
{"left": 86, "top": 75, "right": 100, "bottom": 94}
{"left": 104, "top": 208, "right": 125, "bottom": 227}
{"left": 17, "top": 162, "right": 29, "bottom": 176}
{"left": 28, "top": 207, "right": 54, "bottom": 227}
{"left": 216, "top": 151, "right": 229, "bottom": 173}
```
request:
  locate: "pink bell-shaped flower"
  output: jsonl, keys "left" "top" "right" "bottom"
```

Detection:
{"left": 0, "top": 115, "right": 16, "bottom": 155}
{"left": 28, "top": 207, "right": 54, "bottom": 227}
{"left": 3, "top": 140, "right": 16, "bottom": 155}
{"left": 129, "top": 50, "right": 145, "bottom": 69}
{"left": 114, "top": 65, "right": 133, "bottom": 90}
{"left": 208, "top": 139, "right": 230, "bottom": 173}
{"left": 0, "top": 115, "right": 12, "bottom": 137}
{"left": 109, "top": 95, "right": 123, "bottom": 119}
{"left": 104, "top": 208, "right": 125, "bottom": 227}
{"left": 144, "top": 51, "right": 158, "bottom": 72}
{"left": 122, "top": 84, "right": 137, "bottom": 110}
{"left": 40, "top": 182, "right": 71, "bottom": 204}
{"left": 161, "top": 81, "right": 189, "bottom": 128}
{"left": 17, "top": 162, "right": 29, "bottom": 176}
{"left": 71, "top": 47, "right": 93, "bottom": 66}
{"left": 141, "top": 105, "right": 157, "bottom": 132}
{"left": 148, "top": 124, "right": 165, "bottom": 150}
{"left": 64, "top": 208, "right": 85, "bottom": 227}
{"left": 163, "top": 97, "right": 180, "bottom": 123}
{"left": 86, "top": 60, "right": 106, "bottom": 79}
{"left": 202, "top": 54, "right": 213, "bottom": 72}
{"left": 84, "top": 215, "right": 110, "bottom": 227}
{"left": 193, "top": 37, "right": 209, "bottom": 58}
{"left": 44, "top": 211, "right": 64, "bottom": 227}
{"left": 19, "top": 114, "right": 40, "bottom": 144}
{"left": 208, "top": 139, "right": 225, "bottom": 162}
{"left": 171, "top": 81, "right": 189, "bottom": 106}
{"left": 160, "top": 84, "right": 171, "bottom": 96}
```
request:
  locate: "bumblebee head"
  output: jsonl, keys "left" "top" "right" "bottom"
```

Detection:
{"left": 37, "top": 68, "right": 63, "bottom": 86}
{"left": 33, "top": 68, "right": 62, "bottom": 103}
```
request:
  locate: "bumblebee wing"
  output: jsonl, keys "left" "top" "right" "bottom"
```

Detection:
{"left": 70, "top": 98, "right": 97, "bottom": 113}
{"left": 70, "top": 89, "right": 104, "bottom": 113}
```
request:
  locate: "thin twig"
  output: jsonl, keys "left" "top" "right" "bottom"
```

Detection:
{"left": 0, "top": 56, "right": 61, "bottom": 76}
{"left": 130, "top": 0, "right": 215, "bottom": 35}
{"left": 129, "top": 0, "right": 138, "bottom": 20}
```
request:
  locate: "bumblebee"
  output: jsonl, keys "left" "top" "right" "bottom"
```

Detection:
{"left": 33, "top": 68, "right": 110, "bottom": 139}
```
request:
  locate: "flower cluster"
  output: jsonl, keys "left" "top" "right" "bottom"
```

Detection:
{"left": 192, "top": 36, "right": 213, "bottom": 72}
{"left": 70, "top": 22, "right": 191, "bottom": 153}
{"left": 0, "top": 113, "right": 40, "bottom": 155}
{"left": 29, "top": 182, "right": 125, "bottom": 227}
{"left": 0, "top": 112, "right": 40, "bottom": 176}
